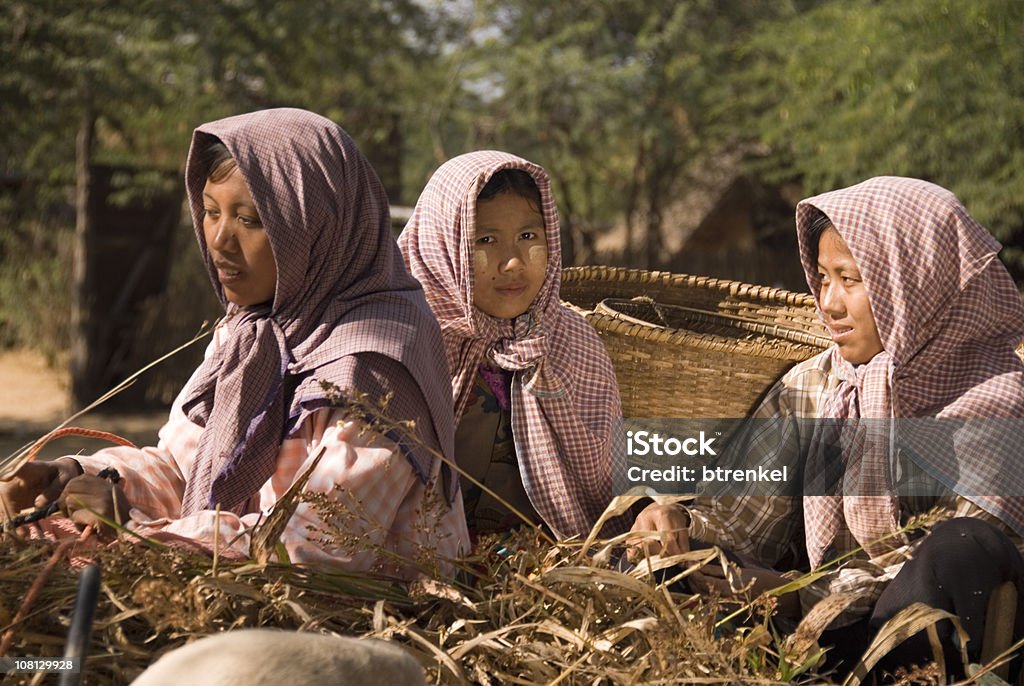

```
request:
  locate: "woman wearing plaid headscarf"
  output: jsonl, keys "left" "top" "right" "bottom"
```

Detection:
{"left": 636, "top": 177, "right": 1024, "bottom": 676}
{"left": 398, "top": 151, "right": 623, "bottom": 541}
{"left": 0, "top": 109, "right": 469, "bottom": 576}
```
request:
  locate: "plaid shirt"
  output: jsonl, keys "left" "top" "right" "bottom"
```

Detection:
{"left": 686, "top": 350, "right": 1023, "bottom": 626}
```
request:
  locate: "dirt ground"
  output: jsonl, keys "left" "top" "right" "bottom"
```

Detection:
{"left": 0, "top": 350, "right": 167, "bottom": 461}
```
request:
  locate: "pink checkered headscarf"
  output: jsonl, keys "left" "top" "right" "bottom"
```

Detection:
{"left": 398, "top": 151, "right": 622, "bottom": 539}
{"left": 179, "top": 108, "right": 456, "bottom": 516}
{"left": 796, "top": 177, "right": 1024, "bottom": 566}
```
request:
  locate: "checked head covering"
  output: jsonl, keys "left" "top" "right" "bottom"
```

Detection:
{"left": 398, "top": 151, "right": 622, "bottom": 539}
{"left": 180, "top": 108, "right": 456, "bottom": 516}
{"left": 796, "top": 176, "right": 1024, "bottom": 567}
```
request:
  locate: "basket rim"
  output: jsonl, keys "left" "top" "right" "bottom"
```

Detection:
{"left": 562, "top": 266, "right": 1024, "bottom": 357}
{"left": 596, "top": 296, "right": 833, "bottom": 349}
{"left": 561, "top": 265, "right": 818, "bottom": 308}
{"left": 571, "top": 308, "right": 825, "bottom": 361}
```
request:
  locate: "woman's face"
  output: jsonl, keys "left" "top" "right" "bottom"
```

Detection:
{"left": 817, "top": 227, "right": 884, "bottom": 365}
{"left": 202, "top": 167, "right": 277, "bottom": 307}
{"left": 472, "top": 192, "right": 548, "bottom": 320}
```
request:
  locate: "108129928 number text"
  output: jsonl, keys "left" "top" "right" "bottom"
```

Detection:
{"left": 0, "top": 657, "right": 79, "bottom": 673}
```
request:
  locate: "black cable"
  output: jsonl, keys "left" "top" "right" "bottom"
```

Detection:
{"left": 59, "top": 564, "right": 102, "bottom": 686}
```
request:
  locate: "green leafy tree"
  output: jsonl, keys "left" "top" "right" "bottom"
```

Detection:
{"left": 446, "top": 1, "right": 639, "bottom": 264}
{"left": 1, "top": 1, "right": 203, "bottom": 400}
{"left": 0, "top": 0, "right": 454, "bottom": 402}
{"left": 732, "top": 0, "right": 1024, "bottom": 272}
{"left": 446, "top": 0, "right": 790, "bottom": 267}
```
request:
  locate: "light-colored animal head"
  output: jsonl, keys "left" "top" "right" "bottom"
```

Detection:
{"left": 132, "top": 629, "right": 426, "bottom": 686}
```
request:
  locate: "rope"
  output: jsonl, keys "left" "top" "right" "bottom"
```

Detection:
{"left": 24, "top": 427, "right": 137, "bottom": 463}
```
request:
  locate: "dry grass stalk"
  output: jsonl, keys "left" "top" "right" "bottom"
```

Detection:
{"left": 842, "top": 604, "right": 969, "bottom": 686}
{"left": 0, "top": 322, "right": 215, "bottom": 478}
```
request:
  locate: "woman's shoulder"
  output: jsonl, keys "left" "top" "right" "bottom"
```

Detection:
{"left": 550, "top": 304, "right": 616, "bottom": 371}
{"left": 751, "top": 349, "right": 835, "bottom": 419}
{"left": 780, "top": 348, "right": 834, "bottom": 390}
{"left": 295, "top": 352, "right": 420, "bottom": 407}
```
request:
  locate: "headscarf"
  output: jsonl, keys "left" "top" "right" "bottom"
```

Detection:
{"left": 398, "top": 151, "right": 622, "bottom": 539}
{"left": 796, "top": 176, "right": 1024, "bottom": 567}
{"left": 180, "top": 108, "right": 456, "bottom": 516}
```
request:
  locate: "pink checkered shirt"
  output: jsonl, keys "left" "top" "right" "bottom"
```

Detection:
{"left": 73, "top": 325, "right": 468, "bottom": 578}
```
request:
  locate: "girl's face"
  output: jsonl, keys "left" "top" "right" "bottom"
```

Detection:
{"left": 817, "top": 228, "right": 884, "bottom": 365}
{"left": 472, "top": 192, "right": 547, "bottom": 320}
{"left": 202, "top": 168, "right": 277, "bottom": 307}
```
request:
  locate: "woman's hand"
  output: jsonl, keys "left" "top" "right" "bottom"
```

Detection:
{"left": 59, "top": 474, "right": 129, "bottom": 538}
{"left": 629, "top": 502, "right": 691, "bottom": 559}
{"left": 0, "top": 458, "right": 83, "bottom": 521}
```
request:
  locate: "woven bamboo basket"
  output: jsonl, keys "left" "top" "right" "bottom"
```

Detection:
{"left": 562, "top": 266, "right": 828, "bottom": 335}
{"left": 562, "top": 267, "right": 1024, "bottom": 418}
{"left": 560, "top": 266, "right": 831, "bottom": 419}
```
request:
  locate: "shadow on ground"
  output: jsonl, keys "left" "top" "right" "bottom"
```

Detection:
{"left": 0, "top": 350, "right": 167, "bottom": 461}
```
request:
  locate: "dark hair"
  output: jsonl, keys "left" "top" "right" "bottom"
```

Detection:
{"left": 806, "top": 210, "right": 836, "bottom": 265}
{"left": 477, "top": 169, "right": 543, "bottom": 211}
{"left": 200, "top": 141, "right": 238, "bottom": 183}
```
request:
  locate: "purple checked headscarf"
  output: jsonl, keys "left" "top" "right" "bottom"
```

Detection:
{"left": 796, "top": 177, "right": 1024, "bottom": 567}
{"left": 179, "top": 108, "right": 456, "bottom": 516}
{"left": 398, "top": 151, "right": 623, "bottom": 539}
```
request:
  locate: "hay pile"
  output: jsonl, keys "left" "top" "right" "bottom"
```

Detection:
{"left": 4, "top": 500, "right": 1022, "bottom": 685}
{"left": 1, "top": 520, "right": 822, "bottom": 686}
{"left": 2, "top": 378, "right": 1018, "bottom": 685}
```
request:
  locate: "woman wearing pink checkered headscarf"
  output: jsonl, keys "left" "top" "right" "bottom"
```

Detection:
{"left": 641, "top": 177, "right": 1024, "bottom": 677}
{"left": 399, "top": 151, "right": 622, "bottom": 540}
{"left": 794, "top": 177, "right": 1024, "bottom": 675}
{"left": 795, "top": 177, "right": 1024, "bottom": 567}
{"left": 0, "top": 109, "right": 468, "bottom": 576}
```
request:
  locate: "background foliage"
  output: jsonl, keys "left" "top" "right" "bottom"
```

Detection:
{"left": 3, "top": 0, "right": 1022, "bottom": 365}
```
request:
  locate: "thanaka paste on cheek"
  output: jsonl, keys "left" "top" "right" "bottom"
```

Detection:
{"left": 474, "top": 250, "right": 488, "bottom": 275}
{"left": 528, "top": 245, "right": 546, "bottom": 265}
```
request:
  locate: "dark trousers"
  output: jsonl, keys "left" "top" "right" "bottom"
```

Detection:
{"left": 822, "top": 517, "right": 1024, "bottom": 682}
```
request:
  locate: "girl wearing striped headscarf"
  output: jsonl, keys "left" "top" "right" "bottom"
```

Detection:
{"left": 399, "top": 151, "right": 623, "bottom": 541}
{"left": 0, "top": 109, "right": 468, "bottom": 576}
{"left": 635, "top": 177, "right": 1024, "bottom": 676}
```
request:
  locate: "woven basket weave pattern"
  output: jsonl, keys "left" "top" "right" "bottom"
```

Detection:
{"left": 562, "top": 267, "right": 1024, "bottom": 419}
{"left": 562, "top": 267, "right": 828, "bottom": 333}
{"left": 560, "top": 266, "right": 830, "bottom": 419}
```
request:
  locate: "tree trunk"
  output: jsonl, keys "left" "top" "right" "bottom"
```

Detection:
{"left": 551, "top": 172, "right": 577, "bottom": 267}
{"left": 70, "top": 108, "right": 97, "bottom": 408}
{"left": 624, "top": 139, "right": 647, "bottom": 267}
{"left": 645, "top": 161, "right": 668, "bottom": 271}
